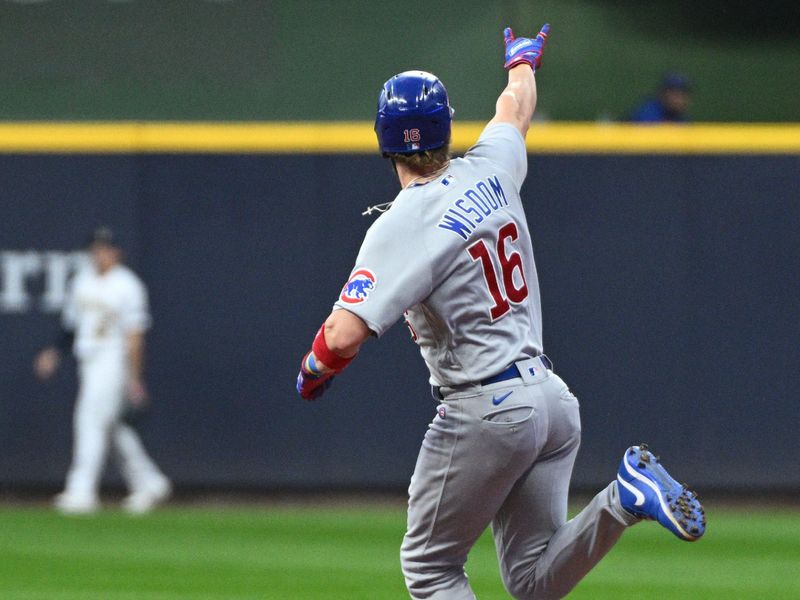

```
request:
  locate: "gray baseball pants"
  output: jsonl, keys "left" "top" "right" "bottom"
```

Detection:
{"left": 401, "top": 356, "right": 638, "bottom": 599}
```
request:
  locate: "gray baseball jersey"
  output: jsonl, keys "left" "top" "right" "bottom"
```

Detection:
{"left": 334, "top": 123, "right": 542, "bottom": 386}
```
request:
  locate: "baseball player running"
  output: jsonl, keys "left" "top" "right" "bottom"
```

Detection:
{"left": 34, "top": 227, "right": 171, "bottom": 514}
{"left": 296, "top": 24, "right": 705, "bottom": 599}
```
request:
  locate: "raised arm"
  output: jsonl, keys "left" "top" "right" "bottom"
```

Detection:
{"left": 488, "top": 24, "right": 550, "bottom": 139}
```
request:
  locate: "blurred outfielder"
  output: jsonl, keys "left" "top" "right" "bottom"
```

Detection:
{"left": 296, "top": 23, "right": 705, "bottom": 599}
{"left": 35, "top": 227, "right": 171, "bottom": 514}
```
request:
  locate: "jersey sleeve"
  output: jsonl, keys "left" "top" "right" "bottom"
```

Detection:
{"left": 120, "top": 277, "right": 152, "bottom": 332}
{"left": 464, "top": 123, "right": 528, "bottom": 191}
{"left": 333, "top": 203, "right": 433, "bottom": 337}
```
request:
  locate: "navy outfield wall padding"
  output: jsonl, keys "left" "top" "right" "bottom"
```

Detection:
{"left": 0, "top": 153, "right": 798, "bottom": 490}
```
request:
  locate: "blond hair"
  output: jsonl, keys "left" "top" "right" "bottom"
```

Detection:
{"left": 384, "top": 142, "right": 451, "bottom": 172}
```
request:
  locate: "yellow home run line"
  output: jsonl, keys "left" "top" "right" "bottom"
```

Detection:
{"left": 0, "top": 122, "right": 798, "bottom": 154}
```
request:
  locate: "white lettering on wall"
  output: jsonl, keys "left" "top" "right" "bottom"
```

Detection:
{"left": 0, "top": 251, "right": 89, "bottom": 314}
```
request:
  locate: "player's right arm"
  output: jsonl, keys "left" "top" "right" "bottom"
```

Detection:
{"left": 295, "top": 309, "right": 371, "bottom": 401}
{"left": 488, "top": 24, "right": 550, "bottom": 139}
{"left": 34, "top": 275, "right": 80, "bottom": 380}
{"left": 33, "top": 325, "right": 74, "bottom": 379}
{"left": 296, "top": 202, "right": 433, "bottom": 401}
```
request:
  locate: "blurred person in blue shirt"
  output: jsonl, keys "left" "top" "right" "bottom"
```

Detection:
{"left": 630, "top": 73, "right": 692, "bottom": 123}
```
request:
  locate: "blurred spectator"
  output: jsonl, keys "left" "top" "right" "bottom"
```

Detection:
{"left": 629, "top": 73, "right": 692, "bottom": 123}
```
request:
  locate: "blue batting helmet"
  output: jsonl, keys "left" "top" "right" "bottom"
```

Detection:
{"left": 374, "top": 71, "right": 454, "bottom": 154}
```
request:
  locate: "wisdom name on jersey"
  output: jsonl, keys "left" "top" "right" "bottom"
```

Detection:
{"left": 437, "top": 174, "right": 509, "bottom": 240}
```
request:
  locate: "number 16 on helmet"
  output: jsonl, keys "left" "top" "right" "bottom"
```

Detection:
{"left": 374, "top": 71, "right": 454, "bottom": 155}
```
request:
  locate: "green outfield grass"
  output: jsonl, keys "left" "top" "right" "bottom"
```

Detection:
{"left": 0, "top": 502, "right": 797, "bottom": 599}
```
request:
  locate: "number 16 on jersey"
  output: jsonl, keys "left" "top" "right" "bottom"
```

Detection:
{"left": 468, "top": 222, "right": 529, "bottom": 320}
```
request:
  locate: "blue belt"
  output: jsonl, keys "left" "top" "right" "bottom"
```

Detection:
{"left": 480, "top": 354, "right": 553, "bottom": 386}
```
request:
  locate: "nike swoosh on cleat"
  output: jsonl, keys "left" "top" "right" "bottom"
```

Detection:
{"left": 492, "top": 391, "right": 513, "bottom": 406}
{"left": 617, "top": 473, "right": 646, "bottom": 507}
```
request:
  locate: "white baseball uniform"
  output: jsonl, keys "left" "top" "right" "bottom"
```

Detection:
{"left": 59, "top": 263, "right": 170, "bottom": 506}
{"left": 336, "top": 124, "right": 637, "bottom": 599}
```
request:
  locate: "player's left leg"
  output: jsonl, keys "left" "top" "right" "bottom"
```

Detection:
{"left": 112, "top": 423, "right": 171, "bottom": 514}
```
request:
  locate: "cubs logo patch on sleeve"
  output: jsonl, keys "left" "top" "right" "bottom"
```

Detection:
{"left": 340, "top": 269, "right": 377, "bottom": 304}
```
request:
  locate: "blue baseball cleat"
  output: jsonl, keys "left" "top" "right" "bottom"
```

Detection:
{"left": 617, "top": 444, "right": 706, "bottom": 541}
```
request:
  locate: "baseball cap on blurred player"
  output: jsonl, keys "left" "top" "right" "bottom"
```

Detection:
{"left": 661, "top": 73, "right": 691, "bottom": 92}
{"left": 87, "top": 226, "right": 118, "bottom": 248}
